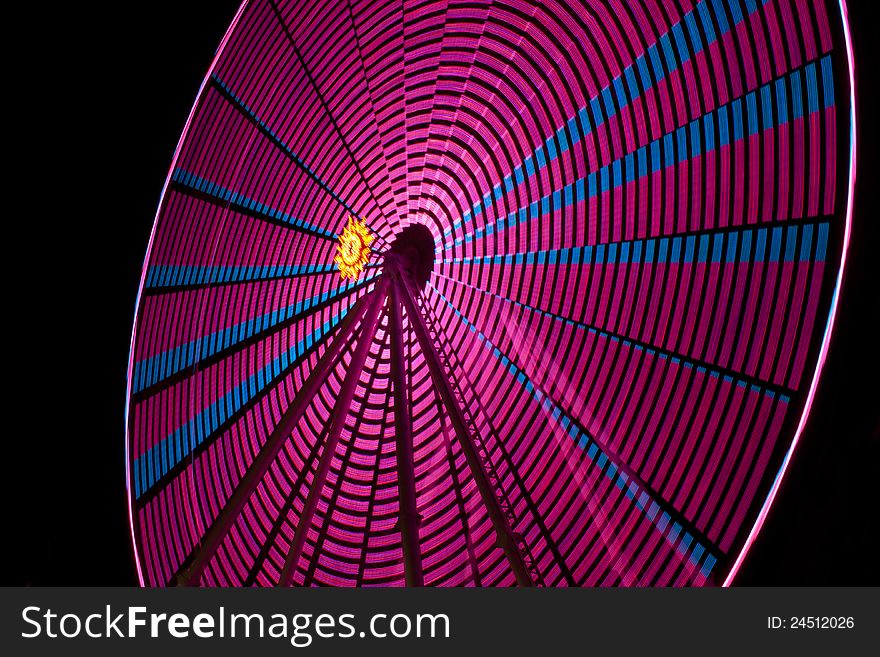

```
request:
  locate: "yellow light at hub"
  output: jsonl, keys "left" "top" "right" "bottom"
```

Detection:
{"left": 335, "top": 216, "right": 373, "bottom": 280}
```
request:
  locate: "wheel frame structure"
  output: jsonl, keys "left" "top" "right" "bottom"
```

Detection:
{"left": 174, "top": 250, "right": 539, "bottom": 587}
{"left": 125, "top": 0, "right": 857, "bottom": 588}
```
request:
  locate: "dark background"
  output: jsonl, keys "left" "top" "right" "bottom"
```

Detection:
{"left": 11, "top": 1, "right": 877, "bottom": 586}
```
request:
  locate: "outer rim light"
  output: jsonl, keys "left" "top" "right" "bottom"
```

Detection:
{"left": 722, "top": 0, "right": 858, "bottom": 587}
{"left": 124, "top": 0, "right": 252, "bottom": 588}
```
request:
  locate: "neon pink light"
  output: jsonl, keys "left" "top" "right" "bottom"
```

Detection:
{"left": 723, "top": 0, "right": 858, "bottom": 587}
{"left": 124, "top": 0, "right": 251, "bottom": 587}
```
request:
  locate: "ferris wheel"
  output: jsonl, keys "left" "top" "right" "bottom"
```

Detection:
{"left": 125, "top": 0, "right": 856, "bottom": 587}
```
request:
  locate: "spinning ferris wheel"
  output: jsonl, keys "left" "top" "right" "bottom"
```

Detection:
{"left": 126, "top": 0, "right": 855, "bottom": 587}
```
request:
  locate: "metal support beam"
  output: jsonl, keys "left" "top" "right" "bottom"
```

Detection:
{"left": 278, "top": 278, "right": 389, "bottom": 586}
{"left": 389, "top": 278, "right": 424, "bottom": 586}
{"left": 392, "top": 261, "right": 533, "bottom": 586}
{"left": 175, "top": 291, "right": 376, "bottom": 586}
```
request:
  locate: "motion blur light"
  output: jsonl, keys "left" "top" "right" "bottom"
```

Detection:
{"left": 125, "top": 0, "right": 856, "bottom": 588}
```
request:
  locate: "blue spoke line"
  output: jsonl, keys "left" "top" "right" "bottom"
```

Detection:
{"left": 133, "top": 272, "right": 376, "bottom": 394}
{"left": 430, "top": 284, "right": 720, "bottom": 578}
{"left": 211, "top": 73, "right": 385, "bottom": 244}
{"left": 133, "top": 302, "right": 359, "bottom": 500}
{"left": 442, "top": 220, "right": 828, "bottom": 268}
{"left": 146, "top": 263, "right": 336, "bottom": 289}
{"left": 145, "top": 261, "right": 378, "bottom": 290}
{"left": 171, "top": 167, "right": 336, "bottom": 239}
{"left": 435, "top": 223, "right": 810, "bottom": 399}
{"left": 445, "top": 53, "right": 833, "bottom": 249}
{"left": 443, "top": 0, "right": 774, "bottom": 241}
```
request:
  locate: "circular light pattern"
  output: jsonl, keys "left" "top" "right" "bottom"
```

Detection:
{"left": 334, "top": 216, "right": 374, "bottom": 279}
{"left": 126, "top": 0, "right": 855, "bottom": 587}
